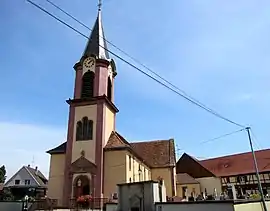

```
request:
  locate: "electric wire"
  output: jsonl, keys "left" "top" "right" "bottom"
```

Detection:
{"left": 199, "top": 128, "right": 245, "bottom": 144}
{"left": 250, "top": 128, "right": 263, "bottom": 150}
{"left": 176, "top": 128, "right": 245, "bottom": 153}
{"left": 26, "top": 0, "right": 245, "bottom": 128}
{"left": 44, "top": 0, "right": 244, "bottom": 128}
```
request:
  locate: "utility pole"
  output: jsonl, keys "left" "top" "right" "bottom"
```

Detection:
{"left": 246, "top": 127, "right": 267, "bottom": 211}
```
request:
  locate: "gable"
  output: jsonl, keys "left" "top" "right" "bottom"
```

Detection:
{"left": 176, "top": 153, "right": 215, "bottom": 178}
{"left": 5, "top": 167, "right": 40, "bottom": 187}
{"left": 71, "top": 156, "right": 97, "bottom": 174}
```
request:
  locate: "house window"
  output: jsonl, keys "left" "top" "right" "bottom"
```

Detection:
{"left": 76, "top": 117, "right": 93, "bottom": 141}
{"left": 81, "top": 71, "right": 95, "bottom": 98}
{"left": 129, "top": 155, "right": 132, "bottom": 171}
{"left": 25, "top": 180, "right": 30, "bottom": 185}
{"left": 144, "top": 168, "right": 146, "bottom": 180}
{"left": 237, "top": 176, "right": 247, "bottom": 183}
{"left": 15, "top": 180, "right": 20, "bottom": 185}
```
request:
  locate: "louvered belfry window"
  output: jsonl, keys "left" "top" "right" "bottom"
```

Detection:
{"left": 76, "top": 116, "right": 93, "bottom": 141}
{"left": 107, "top": 77, "right": 112, "bottom": 101}
{"left": 81, "top": 71, "right": 95, "bottom": 98}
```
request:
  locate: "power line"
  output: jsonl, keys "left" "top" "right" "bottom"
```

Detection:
{"left": 176, "top": 128, "right": 245, "bottom": 152}
{"left": 199, "top": 128, "right": 245, "bottom": 144}
{"left": 26, "top": 0, "right": 245, "bottom": 128}
{"left": 250, "top": 128, "right": 263, "bottom": 149}
{"left": 44, "top": 0, "right": 245, "bottom": 129}
{"left": 45, "top": 0, "right": 228, "bottom": 120}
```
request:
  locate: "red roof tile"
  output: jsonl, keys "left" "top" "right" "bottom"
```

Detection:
{"left": 47, "top": 131, "right": 176, "bottom": 168}
{"left": 130, "top": 140, "right": 175, "bottom": 168}
{"left": 199, "top": 149, "right": 270, "bottom": 177}
{"left": 105, "top": 132, "right": 176, "bottom": 168}
{"left": 104, "top": 131, "right": 130, "bottom": 149}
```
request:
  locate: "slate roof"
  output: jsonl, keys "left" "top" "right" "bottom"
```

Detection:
{"left": 47, "top": 131, "right": 176, "bottom": 168}
{"left": 46, "top": 142, "right": 66, "bottom": 154}
{"left": 176, "top": 173, "right": 199, "bottom": 185}
{"left": 83, "top": 10, "right": 110, "bottom": 60}
{"left": 25, "top": 166, "right": 48, "bottom": 187}
{"left": 199, "top": 149, "right": 270, "bottom": 177}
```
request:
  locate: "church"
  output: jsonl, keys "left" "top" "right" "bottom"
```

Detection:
{"left": 46, "top": 7, "right": 176, "bottom": 206}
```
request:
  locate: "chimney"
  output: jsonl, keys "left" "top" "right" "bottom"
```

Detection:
{"left": 35, "top": 166, "right": 38, "bottom": 174}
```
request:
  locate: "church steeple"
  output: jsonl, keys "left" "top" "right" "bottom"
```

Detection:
{"left": 82, "top": 5, "right": 110, "bottom": 60}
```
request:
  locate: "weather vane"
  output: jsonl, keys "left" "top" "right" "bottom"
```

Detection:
{"left": 98, "top": 0, "right": 102, "bottom": 11}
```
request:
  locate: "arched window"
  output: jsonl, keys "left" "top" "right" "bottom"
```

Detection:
{"left": 76, "top": 117, "right": 93, "bottom": 141}
{"left": 107, "top": 77, "right": 112, "bottom": 101}
{"left": 82, "top": 117, "right": 88, "bottom": 139}
{"left": 81, "top": 71, "right": 95, "bottom": 98}
{"left": 87, "top": 120, "right": 93, "bottom": 140}
{"left": 76, "top": 121, "right": 83, "bottom": 141}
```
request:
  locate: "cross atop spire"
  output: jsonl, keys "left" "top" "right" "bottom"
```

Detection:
{"left": 82, "top": 1, "right": 110, "bottom": 60}
{"left": 98, "top": 0, "right": 102, "bottom": 11}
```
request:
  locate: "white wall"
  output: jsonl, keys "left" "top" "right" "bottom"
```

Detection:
{"left": 196, "top": 177, "right": 222, "bottom": 195}
{"left": 155, "top": 201, "right": 234, "bottom": 211}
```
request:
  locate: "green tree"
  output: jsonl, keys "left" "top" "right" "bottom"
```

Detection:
{"left": 0, "top": 165, "right": 6, "bottom": 183}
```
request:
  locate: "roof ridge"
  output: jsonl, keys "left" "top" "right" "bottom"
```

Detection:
{"left": 130, "top": 139, "right": 172, "bottom": 144}
{"left": 114, "top": 131, "right": 130, "bottom": 146}
{"left": 199, "top": 148, "right": 270, "bottom": 162}
{"left": 24, "top": 166, "right": 41, "bottom": 186}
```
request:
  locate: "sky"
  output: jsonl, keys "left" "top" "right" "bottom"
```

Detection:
{"left": 1, "top": 0, "right": 270, "bottom": 179}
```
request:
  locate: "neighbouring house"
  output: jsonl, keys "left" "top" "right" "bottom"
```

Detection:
{"left": 176, "top": 153, "right": 222, "bottom": 198}
{"left": 46, "top": 6, "right": 177, "bottom": 207}
{"left": 176, "top": 149, "right": 270, "bottom": 198}
{"left": 4, "top": 165, "right": 48, "bottom": 200}
{"left": 199, "top": 148, "right": 270, "bottom": 196}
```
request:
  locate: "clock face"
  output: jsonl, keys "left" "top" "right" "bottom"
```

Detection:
{"left": 83, "top": 57, "right": 95, "bottom": 69}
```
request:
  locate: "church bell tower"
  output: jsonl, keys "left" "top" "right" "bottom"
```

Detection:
{"left": 62, "top": 6, "right": 118, "bottom": 205}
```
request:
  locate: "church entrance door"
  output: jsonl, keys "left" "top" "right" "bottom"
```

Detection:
{"left": 73, "top": 175, "right": 91, "bottom": 198}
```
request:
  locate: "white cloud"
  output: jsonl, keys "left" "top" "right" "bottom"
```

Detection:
{"left": 0, "top": 122, "right": 66, "bottom": 180}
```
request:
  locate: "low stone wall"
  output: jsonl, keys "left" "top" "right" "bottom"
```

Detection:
{"left": 0, "top": 201, "right": 24, "bottom": 211}
{"left": 234, "top": 200, "right": 270, "bottom": 211}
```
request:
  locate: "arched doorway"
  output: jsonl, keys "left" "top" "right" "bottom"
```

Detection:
{"left": 73, "top": 175, "right": 91, "bottom": 198}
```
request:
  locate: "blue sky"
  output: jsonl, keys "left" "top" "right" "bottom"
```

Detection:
{"left": 1, "top": 0, "right": 270, "bottom": 178}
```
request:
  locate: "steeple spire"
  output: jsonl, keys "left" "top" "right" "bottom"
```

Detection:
{"left": 82, "top": 0, "right": 110, "bottom": 60}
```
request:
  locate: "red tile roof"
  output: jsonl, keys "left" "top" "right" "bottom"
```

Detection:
{"left": 199, "top": 149, "right": 270, "bottom": 177}
{"left": 105, "top": 132, "right": 176, "bottom": 168}
{"left": 47, "top": 131, "right": 176, "bottom": 168}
